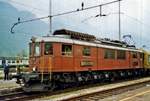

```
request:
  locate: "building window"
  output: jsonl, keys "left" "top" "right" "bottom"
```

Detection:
{"left": 83, "top": 47, "right": 91, "bottom": 56}
{"left": 12, "top": 60, "right": 15, "bottom": 63}
{"left": 117, "top": 50, "right": 126, "bottom": 59}
{"left": 104, "top": 49, "right": 115, "bottom": 59}
{"left": 62, "top": 44, "right": 72, "bottom": 56}
{"left": 16, "top": 60, "right": 19, "bottom": 63}
{"left": 132, "top": 52, "right": 137, "bottom": 58}
{"left": 8, "top": 60, "right": 11, "bottom": 63}
{"left": 44, "top": 43, "right": 53, "bottom": 55}
{"left": 34, "top": 43, "right": 40, "bottom": 56}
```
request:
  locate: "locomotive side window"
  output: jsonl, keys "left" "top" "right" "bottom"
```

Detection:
{"left": 140, "top": 53, "right": 143, "bottom": 59}
{"left": 132, "top": 52, "right": 137, "bottom": 58}
{"left": 44, "top": 43, "right": 53, "bottom": 55}
{"left": 62, "top": 44, "right": 72, "bottom": 56}
{"left": 83, "top": 47, "right": 91, "bottom": 56}
{"left": 117, "top": 50, "right": 126, "bottom": 59}
{"left": 148, "top": 55, "right": 150, "bottom": 63}
{"left": 104, "top": 49, "right": 115, "bottom": 59}
{"left": 34, "top": 43, "right": 40, "bottom": 56}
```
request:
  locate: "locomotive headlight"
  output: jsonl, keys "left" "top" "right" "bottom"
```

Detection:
{"left": 32, "top": 67, "right": 37, "bottom": 72}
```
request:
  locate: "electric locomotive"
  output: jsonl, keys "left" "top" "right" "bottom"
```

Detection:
{"left": 14, "top": 29, "right": 150, "bottom": 92}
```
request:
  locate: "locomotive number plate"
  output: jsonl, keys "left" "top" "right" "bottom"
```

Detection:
{"left": 81, "top": 60, "right": 93, "bottom": 67}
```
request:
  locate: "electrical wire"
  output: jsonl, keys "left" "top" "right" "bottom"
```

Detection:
{"left": 10, "top": 0, "right": 121, "bottom": 34}
{"left": 123, "top": 14, "right": 150, "bottom": 28}
{"left": 52, "top": 0, "right": 121, "bottom": 17}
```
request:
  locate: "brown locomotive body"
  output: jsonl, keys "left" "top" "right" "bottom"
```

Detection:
{"left": 30, "top": 29, "right": 143, "bottom": 72}
{"left": 15, "top": 29, "right": 148, "bottom": 92}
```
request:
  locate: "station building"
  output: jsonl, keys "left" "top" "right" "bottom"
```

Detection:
{"left": 0, "top": 57, "right": 29, "bottom": 68}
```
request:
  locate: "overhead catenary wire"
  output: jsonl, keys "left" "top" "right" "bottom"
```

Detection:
{"left": 52, "top": 0, "right": 121, "bottom": 17}
{"left": 81, "top": 10, "right": 150, "bottom": 40}
{"left": 11, "top": 16, "right": 49, "bottom": 33}
{"left": 10, "top": 0, "right": 122, "bottom": 34}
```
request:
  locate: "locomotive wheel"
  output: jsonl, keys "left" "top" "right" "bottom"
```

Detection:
{"left": 47, "top": 82, "right": 56, "bottom": 91}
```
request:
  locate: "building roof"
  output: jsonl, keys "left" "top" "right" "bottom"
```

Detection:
{"left": 0, "top": 57, "right": 28, "bottom": 60}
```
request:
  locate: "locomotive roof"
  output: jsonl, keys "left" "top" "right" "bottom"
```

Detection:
{"left": 31, "top": 35, "right": 142, "bottom": 53}
{"left": 53, "top": 29, "right": 96, "bottom": 41}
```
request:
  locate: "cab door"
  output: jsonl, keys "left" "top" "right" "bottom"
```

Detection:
{"left": 61, "top": 44, "right": 74, "bottom": 72}
{"left": 41, "top": 42, "right": 53, "bottom": 73}
{"left": 130, "top": 51, "right": 139, "bottom": 68}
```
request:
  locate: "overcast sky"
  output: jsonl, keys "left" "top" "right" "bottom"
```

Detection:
{"left": 1, "top": 0, "right": 150, "bottom": 48}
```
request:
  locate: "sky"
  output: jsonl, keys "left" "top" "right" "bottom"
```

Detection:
{"left": 1, "top": 0, "right": 150, "bottom": 56}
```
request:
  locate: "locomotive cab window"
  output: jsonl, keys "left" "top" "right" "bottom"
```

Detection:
{"left": 34, "top": 43, "right": 40, "bottom": 56}
{"left": 44, "top": 43, "right": 53, "bottom": 55}
{"left": 29, "top": 43, "right": 32, "bottom": 56}
{"left": 104, "top": 49, "right": 115, "bottom": 59}
{"left": 132, "top": 52, "right": 137, "bottom": 58}
{"left": 83, "top": 47, "right": 91, "bottom": 56}
{"left": 62, "top": 44, "right": 72, "bottom": 56}
{"left": 117, "top": 50, "right": 126, "bottom": 60}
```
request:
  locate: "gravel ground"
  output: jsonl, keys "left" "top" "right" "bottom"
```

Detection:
{"left": 0, "top": 79, "right": 20, "bottom": 90}
{"left": 0, "top": 71, "right": 3, "bottom": 79}
{"left": 0, "top": 68, "right": 26, "bottom": 92}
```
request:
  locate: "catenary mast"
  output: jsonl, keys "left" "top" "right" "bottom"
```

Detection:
{"left": 118, "top": 0, "right": 121, "bottom": 41}
{"left": 49, "top": 0, "right": 52, "bottom": 36}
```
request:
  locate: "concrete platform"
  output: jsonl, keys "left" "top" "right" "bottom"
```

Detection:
{"left": 35, "top": 77, "right": 150, "bottom": 101}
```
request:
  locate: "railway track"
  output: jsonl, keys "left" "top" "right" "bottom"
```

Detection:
{"left": 0, "top": 91, "right": 27, "bottom": 101}
{"left": 65, "top": 78, "right": 150, "bottom": 101}
{"left": 1, "top": 77, "right": 150, "bottom": 101}
{"left": 0, "top": 91, "right": 46, "bottom": 101}
{"left": 67, "top": 83, "right": 146, "bottom": 101}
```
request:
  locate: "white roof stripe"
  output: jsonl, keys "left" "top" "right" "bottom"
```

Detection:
{"left": 34, "top": 36, "right": 142, "bottom": 52}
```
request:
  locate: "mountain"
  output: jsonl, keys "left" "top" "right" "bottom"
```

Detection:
{"left": 0, "top": 1, "right": 49, "bottom": 57}
{"left": 0, "top": 1, "right": 148, "bottom": 57}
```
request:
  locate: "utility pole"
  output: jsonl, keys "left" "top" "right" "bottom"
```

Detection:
{"left": 118, "top": 0, "right": 121, "bottom": 41}
{"left": 49, "top": 0, "right": 52, "bottom": 36}
{"left": 100, "top": 0, "right": 102, "bottom": 16}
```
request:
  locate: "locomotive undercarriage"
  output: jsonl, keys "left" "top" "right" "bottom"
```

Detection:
{"left": 15, "top": 68, "right": 150, "bottom": 92}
